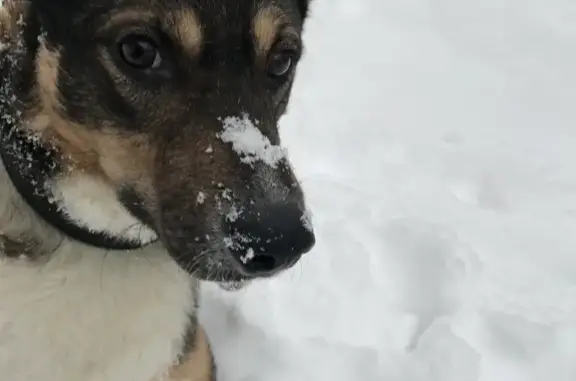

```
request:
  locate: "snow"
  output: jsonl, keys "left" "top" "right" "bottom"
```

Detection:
{"left": 200, "top": 0, "right": 576, "bottom": 380}
{"left": 240, "top": 248, "right": 255, "bottom": 265}
{"left": 196, "top": 191, "right": 206, "bottom": 204}
{"left": 219, "top": 114, "right": 285, "bottom": 168}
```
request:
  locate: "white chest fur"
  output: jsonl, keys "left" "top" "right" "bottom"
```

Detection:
{"left": 0, "top": 240, "right": 196, "bottom": 381}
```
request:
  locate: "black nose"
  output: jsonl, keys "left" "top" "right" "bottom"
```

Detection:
{"left": 224, "top": 204, "right": 315, "bottom": 276}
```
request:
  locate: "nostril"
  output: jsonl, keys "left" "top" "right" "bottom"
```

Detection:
{"left": 224, "top": 203, "right": 315, "bottom": 276}
{"left": 242, "top": 253, "right": 277, "bottom": 274}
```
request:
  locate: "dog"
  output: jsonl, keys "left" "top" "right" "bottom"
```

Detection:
{"left": 0, "top": 0, "right": 315, "bottom": 380}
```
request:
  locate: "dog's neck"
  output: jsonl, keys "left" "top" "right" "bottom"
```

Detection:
{"left": 0, "top": 127, "right": 147, "bottom": 251}
{"left": 0, "top": 31, "right": 148, "bottom": 252}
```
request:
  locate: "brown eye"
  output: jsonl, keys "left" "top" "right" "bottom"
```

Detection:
{"left": 118, "top": 35, "right": 161, "bottom": 70}
{"left": 267, "top": 51, "right": 294, "bottom": 78}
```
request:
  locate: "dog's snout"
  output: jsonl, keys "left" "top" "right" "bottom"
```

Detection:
{"left": 224, "top": 203, "right": 315, "bottom": 276}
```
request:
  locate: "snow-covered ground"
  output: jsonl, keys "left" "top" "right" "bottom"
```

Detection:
{"left": 200, "top": 0, "right": 576, "bottom": 380}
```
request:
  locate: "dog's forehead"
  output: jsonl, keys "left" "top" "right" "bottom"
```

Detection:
{"left": 83, "top": 0, "right": 300, "bottom": 27}
{"left": 66, "top": 0, "right": 304, "bottom": 56}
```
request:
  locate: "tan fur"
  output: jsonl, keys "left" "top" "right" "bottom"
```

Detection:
{"left": 0, "top": 0, "right": 25, "bottom": 43}
{"left": 170, "top": 9, "right": 203, "bottom": 55}
{"left": 31, "top": 45, "right": 157, "bottom": 193}
{"left": 253, "top": 6, "right": 288, "bottom": 56}
{"left": 98, "top": 9, "right": 157, "bottom": 33}
{"left": 94, "top": 132, "right": 157, "bottom": 186}
{"left": 160, "top": 326, "right": 214, "bottom": 381}
{"left": 99, "top": 8, "right": 203, "bottom": 56}
{"left": 31, "top": 47, "right": 107, "bottom": 175}
{"left": 36, "top": 46, "right": 63, "bottom": 111}
{"left": 0, "top": 6, "right": 10, "bottom": 43}
{"left": 30, "top": 119, "right": 157, "bottom": 198}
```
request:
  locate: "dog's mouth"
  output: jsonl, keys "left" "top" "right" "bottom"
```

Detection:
{"left": 218, "top": 280, "right": 248, "bottom": 291}
{"left": 155, "top": 234, "right": 306, "bottom": 291}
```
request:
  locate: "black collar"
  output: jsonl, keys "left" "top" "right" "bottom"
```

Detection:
{"left": 0, "top": 127, "right": 146, "bottom": 251}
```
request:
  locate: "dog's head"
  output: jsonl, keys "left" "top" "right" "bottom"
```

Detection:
{"left": 0, "top": 0, "right": 315, "bottom": 284}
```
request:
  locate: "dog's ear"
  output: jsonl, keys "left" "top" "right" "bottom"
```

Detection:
{"left": 296, "top": 0, "right": 311, "bottom": 19}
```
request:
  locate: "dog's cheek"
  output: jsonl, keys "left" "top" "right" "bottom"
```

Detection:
{"left": 55, "top": 48, "right": 137, "bottom": 128}
{"left": 275, "top": 80, "right": 296, "bottom": 117}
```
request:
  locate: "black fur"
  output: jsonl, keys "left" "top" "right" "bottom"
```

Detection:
{"left": 297, "top": 0, "right": 311, "bottom": 18}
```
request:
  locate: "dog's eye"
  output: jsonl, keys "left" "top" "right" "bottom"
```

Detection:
{"left": 266, "top": 51, "right": 294, "bottom": 78}
{"left": 118, "top": 35, "right": 162, "bottom": 70}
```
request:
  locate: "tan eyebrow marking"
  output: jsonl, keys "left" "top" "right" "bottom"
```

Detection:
{"left": 98, "top": 9, "right": 156, "bottom": 33}
{"left": 168, "top": 8, "right": 203, "bottom": 55}
{"left": 98, "top": 7, "right": 203, "bottom": 57}
{"left": 252, "top": 5, "right": 296, "bottom": 56}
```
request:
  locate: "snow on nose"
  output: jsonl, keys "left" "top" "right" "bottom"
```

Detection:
{"left": 218, "top": 113, "right": 285, "bottom": 168}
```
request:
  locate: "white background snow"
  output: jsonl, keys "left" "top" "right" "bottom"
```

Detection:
{"left": 200, "top": 0, "right": 576, "bottom": 380}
